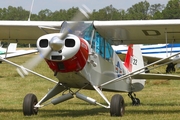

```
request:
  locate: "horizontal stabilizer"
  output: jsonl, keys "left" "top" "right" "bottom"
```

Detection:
{"left": 132, "top": 73, "right": 180, "bottom": 80}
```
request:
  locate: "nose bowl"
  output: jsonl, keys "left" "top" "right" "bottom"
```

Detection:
{"left": 49, "top": 36, "right": 64, "bottom": 51}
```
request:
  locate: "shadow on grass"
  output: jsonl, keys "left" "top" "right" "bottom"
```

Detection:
{"left": 126, "top": 102, "right": 180, "bottom": 107}
{"left": 0, "top": 107, "right": 108, "bottom": 117}
{"left": 127, "top": 109, "right": 180, "bottom": 115}
{"left": 0, "top": 104, "right": 180, "bottom": 118}
{"left": 41, "top": 107, "right": 108, "bottom": 117}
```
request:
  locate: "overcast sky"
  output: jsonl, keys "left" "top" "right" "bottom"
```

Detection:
{"left": 0, "top": 0, "right": 169, "bottom": 14}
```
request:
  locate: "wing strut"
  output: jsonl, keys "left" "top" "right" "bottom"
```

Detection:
{"left": 165, "top": 28, "right": 168, "bottom": 57}
{"left": 28, "top": 0, "right": 34, "bottom": 21}
{"left": 0, "top": 57, "right": 58, "bottom": 84}
{"left": 100, "top": 52, "right": 180, "bottom": 87}
{"left": 93, "top": 86, "right": 110, "bottom": 108}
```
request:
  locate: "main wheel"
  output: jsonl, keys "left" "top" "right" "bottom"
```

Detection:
{"left": 110, "top": 94, "right": 125, "bottom": 117}
{"left": 23, "top": 93, "right": 38, "bottom": 116}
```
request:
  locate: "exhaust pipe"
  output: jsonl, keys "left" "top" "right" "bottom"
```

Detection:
{"left": 51, "top": 93, "right": 74, "bottom": 105}
{"left": 76, "top": 92, "right": 96, "bottom": 105}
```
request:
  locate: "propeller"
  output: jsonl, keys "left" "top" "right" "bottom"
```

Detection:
{"left": 17, "top": 5, "right": 91, "bottom": 78}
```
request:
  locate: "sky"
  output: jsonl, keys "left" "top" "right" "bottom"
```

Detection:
{"left": 0, "top": 0, "right": 170, "bottom": 14}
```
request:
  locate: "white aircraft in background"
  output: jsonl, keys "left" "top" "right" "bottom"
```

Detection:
{"left": 0, "top": 43, "right": 38, "bottom": 63}
{"left": 113, "top": 44, "right": 180, "bottom": 73}
{"left": 0, "top": 43, "right": 17, "bottom": 54}
{"left": 1, "top": 6, "right": 180, "bottom": 117}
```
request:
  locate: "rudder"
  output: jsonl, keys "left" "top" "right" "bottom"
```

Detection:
{"left": 124, "top": 44, "right": 144, "bottom": 72}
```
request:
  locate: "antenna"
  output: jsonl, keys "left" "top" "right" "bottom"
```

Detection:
{"left": 28, "top": 0, "right": 34, "bottom": 21}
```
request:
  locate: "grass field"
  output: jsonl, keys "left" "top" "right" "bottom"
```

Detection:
{"left": 1, "top": 54, "right": 180, "bottom": 120}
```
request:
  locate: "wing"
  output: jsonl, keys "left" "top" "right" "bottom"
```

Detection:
{"left": 141, "top": 55, "right": 171, "bottom": 64}
{"left": 132, "top": 73, "right": 180, "bottom": 80}
{"left": 93, "top": 20, "right": 180, "bottom": 45}
{"left": 0, "top": 21, "right": 63, "bottom": 44}
{"left": 0, "top": 49, "right": 38, "bottom": 59}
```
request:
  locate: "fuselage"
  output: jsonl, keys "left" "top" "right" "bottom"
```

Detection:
{"left": 36, "top": 21, "right": 145, "bottom": 93}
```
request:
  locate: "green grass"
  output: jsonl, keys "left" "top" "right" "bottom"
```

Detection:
{"left": 1, "top": 54, "right": 180, "bottom": 120}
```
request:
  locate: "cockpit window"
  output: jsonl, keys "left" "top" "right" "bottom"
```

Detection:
{"left": 60, "top": 21, "right": 92, "bottom": 37}
{"left": 82, "top": 24, "right": 113, "bottom": 62}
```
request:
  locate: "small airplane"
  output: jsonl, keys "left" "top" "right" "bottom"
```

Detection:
{"left": 0, "top": 43, "right": 38, "bottom": 63}
{"left": 113, "top": 44, "right": 180, "bottom": 73}
{"left": 0, "top": 43, "right": 17, "bottom": 55}
{"left": 1, "top": 6, "right": 180, "bottom": 117}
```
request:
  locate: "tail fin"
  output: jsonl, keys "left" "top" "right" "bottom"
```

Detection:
{"left": 124, "top": 44, "right": 144, "bottom": 72}
{"left": 7, "top": 43, "right": 17, "bottom": 53}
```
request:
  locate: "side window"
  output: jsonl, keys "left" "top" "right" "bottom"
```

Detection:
{"left": 91, "top": 32, "right": 113, "bottom": 62}
{"left": 96, "top": 33, "right": 105, "bottom": 58}
{"left": 105, "top": 42, "right": 113, "bottom": 61}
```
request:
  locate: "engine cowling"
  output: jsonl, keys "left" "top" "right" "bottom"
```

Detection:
{"left": 36, "top": 33, "right": 89, "bottom": 73}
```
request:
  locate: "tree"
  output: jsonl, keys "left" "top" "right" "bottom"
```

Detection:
{"left": 149, "top": 3, "right": 164, "bottom": 18}
{"left": 126, "top": 1, "right": 150, "bottom": 20}
{"left": 50, "top": 9, "right": 67, "bottom": 21}
{"left": 162, "top": 0, "right": 180, "bottom": 19}
{"left": 66, "top": 7, "right": 79, "bottom": 20}
{"left": 38, "top": 9, "right": 52, "bottom": 20}
{"left": 0, "top": 6, "right": 29, "bottom": 20}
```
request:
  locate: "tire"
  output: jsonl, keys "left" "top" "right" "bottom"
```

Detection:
{"left": 23, "top": 93, "right": 38, "bottom": 116}
{"left": 110, "top": 94, "right": 125, "bottom": 117}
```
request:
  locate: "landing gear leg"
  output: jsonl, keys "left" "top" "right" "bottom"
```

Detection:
{"left": 128, "top": 92, "right": 140, "bottom": 106}
{"left": 166, "top": 63, "right": 175, "bottom": 73}
{"left": 145, "top": 67, "right": 150, "bottom": 73}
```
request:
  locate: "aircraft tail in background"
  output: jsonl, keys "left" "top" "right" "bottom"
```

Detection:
{"left": 7, "top": 43, "right": 17, "bottom": 53}
{"left": 124, "top": 44, "right": 144, "bottom": 72}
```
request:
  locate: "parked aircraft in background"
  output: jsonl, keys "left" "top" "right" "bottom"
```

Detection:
{"left": 0, "top": 43, "right": 38, "bottom": 63}
{"left": 1, "top": 6, "right": 180, "bottom": 117}
{"left": 0, "top": 43, "right": 17, "bottom": 54}
{"left": 113, "top": 44, "right": 180, "bottom": 73}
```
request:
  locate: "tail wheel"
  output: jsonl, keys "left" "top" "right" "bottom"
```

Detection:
{"left": 110, "top": 94, "right": 125, "bottom": 117}
{"left": 23, "top": 93, "right": 38, "bottom": 116}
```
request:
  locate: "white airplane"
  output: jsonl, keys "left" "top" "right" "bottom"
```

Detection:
{"left": 113, "top": 44, "right": 180, "bottom": 73}
{"left": 1, "top": 7, "right": 180, "bottom": 117}
{"left": 0, "top": 43, "right": 17, "bottom": 54}
{"left": 0, "top": 43, "right": 38, "bottom": 63}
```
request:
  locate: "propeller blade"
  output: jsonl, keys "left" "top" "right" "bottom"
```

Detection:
{"left": 17, "top": 48, "right": 51, "bottom": 77}
{"left": 17, "top": 5, "right": 91, "bottom": 77}
{"left": 60, "top": 4, "right": 91, "bottom": 40}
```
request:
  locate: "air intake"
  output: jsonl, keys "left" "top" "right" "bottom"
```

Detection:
{"left": 65, "top": 39, "right": 75, "bottom": 47}
{"left": 39, "top": 39, "right": 48, "bottom": 47}
{"left": 51, "top": 55, "right": 62, "bottom": 60}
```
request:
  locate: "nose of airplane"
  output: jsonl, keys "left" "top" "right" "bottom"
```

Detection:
{"left": 49, "top": 36, "right": 64, "bottom": 51}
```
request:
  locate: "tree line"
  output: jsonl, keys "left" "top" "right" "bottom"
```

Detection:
{"left": 1, "top": 0, "right": 180, "bottom": 47}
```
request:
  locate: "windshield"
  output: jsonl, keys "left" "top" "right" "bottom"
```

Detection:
{"left": 60, "top": 21, "right": 92, "bottom": 37}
